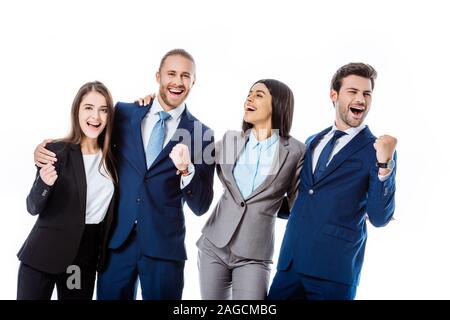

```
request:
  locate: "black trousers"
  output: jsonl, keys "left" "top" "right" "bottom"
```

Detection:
{"left": 17, "top": 224, "right": 100, "bottom": 300}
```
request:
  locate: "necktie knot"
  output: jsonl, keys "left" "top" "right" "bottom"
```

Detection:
{"left": 158, "top": 111, "right": 171, "bottom": 122}
{"left": 332, "top": 130, "right": 346, "bottom": 140}
{"left": 313, "top": 130, "right": 347, "bottom": 181}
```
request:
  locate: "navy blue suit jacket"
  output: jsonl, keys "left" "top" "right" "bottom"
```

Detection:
{"left": 277, "top": 126, "right": 396, "bottom": 286}
{"left": 108, "top": 101, "right": 215, "bottom": 261}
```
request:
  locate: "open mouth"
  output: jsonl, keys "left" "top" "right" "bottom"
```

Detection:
{"left": 168, "top": 88, "right": 184, "bottom": 96}
{"left": 245, "top": 105, "right": 257, "bottom": 112}
{"left": 349, "top": 106, "right": 365, "bottom": 117}
{"left": 87, "top": 122, "right": 101, "bottom": 129}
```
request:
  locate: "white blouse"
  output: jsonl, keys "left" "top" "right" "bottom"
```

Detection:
{"left": 82, "top": 152, "right": 114, "bottom": 224}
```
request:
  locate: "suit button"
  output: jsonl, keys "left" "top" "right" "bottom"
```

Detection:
{"left": 240, "top": 202, "right": 245, "bottom": 207}
{"left": 186, "top": 190, "right": 192, "bottom": 195}
{"left": 144, "top": 177, "right": 150, "bottom": 182}
{"left": 136, "top": 197, "right": 142, "bottom": 203}
{"left": 308, "top": 189, "right": 314, "bottom": 195}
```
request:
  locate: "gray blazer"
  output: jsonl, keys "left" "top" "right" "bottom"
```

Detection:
{"left": 200, "top": 130, "right": 306, "bottom": 261}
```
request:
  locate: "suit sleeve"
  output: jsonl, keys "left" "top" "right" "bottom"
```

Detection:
{"left": 366, "top": 151, "right": 397, "bottom": 227}
{"left": 277, "top": 144, "right": 305, "bottom": 219}
{"left": 26, "top": 143, "right": 65, "bottom": 216}
{"left": 111, "top": 102, "right": 123, "bottom": 158}
{"left": 26, "top": 168, "right": 54, "bottom": 216}
{"left": 182, "top": 127, "right": 215, "bottom": 216}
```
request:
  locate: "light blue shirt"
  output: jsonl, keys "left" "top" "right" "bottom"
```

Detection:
{"left": 233, "top": 131, "right": 279, "bottom": 199}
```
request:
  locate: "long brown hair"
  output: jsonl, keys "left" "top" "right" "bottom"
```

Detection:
{"left": 62, "top": 81, "right": 118, "bottom": 185}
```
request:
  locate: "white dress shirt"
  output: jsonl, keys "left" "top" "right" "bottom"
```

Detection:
{"left": 141, "top": 97, "right": 193, "bottom": 188}
{"left": 141, "top": 97, "right": 185, "bottom": 150}
{"left": 312, "top": 123, "right": 391, "bottom": 181}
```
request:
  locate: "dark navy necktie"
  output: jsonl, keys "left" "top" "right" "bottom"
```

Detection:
{"left": 313, "top": 130, "right": 346, "bottom": 181}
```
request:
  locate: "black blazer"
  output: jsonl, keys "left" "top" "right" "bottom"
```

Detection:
{"left": 17, "top": 141, "right": 115, "bottom": 274}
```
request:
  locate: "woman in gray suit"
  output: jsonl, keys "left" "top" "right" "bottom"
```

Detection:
{"left": 198, "top": 79, "right": 306, "bottom": 300}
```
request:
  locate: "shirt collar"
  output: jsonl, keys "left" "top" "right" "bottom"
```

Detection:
{"left": 248, "top": 130, "right": 279, "bottom": 151}
{"left": 150, "top": 97, "right": 185, "bottom": 121}
{"left": 331, "top": 122, "right": 366, "bottom": 139}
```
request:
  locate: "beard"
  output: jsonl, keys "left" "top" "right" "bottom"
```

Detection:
{"left": 339, "top": 110, "right": 366, "bottom": 128}
{"left": 160, "top": 90, "right": 177, "bottom": 109}
{"left": 159, "top": 86, "right": 188, "bottom": 109}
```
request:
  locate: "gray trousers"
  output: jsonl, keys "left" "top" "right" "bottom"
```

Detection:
{"left": 197, "top": 235, "right": 271, "bottom": 300}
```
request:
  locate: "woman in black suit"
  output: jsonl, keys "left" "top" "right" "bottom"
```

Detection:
{"left": 17, "top": 81, "right": 117, "bottom": 300}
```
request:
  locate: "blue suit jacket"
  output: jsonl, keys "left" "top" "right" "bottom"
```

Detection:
{"left": 277, "top": 126, "right": 396, "bottom": 286}
{"left": 108, "top": 101, "right": 215, "bottom": 261}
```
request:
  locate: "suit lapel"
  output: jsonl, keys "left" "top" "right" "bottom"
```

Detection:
{"left": 314, "top": 126, "right": 375, "bottom": 184}
{"left": 246, "top": 137, "right": 290, "bottom": 201}
{"left": 220, "top": 132, "right": 248, "bottom": 182}
{"left": 219, "top": 131, "right": 248, "bottom": 203}
{"left": 146, "top": 106, "right": 195, "bottom": 176}
{"left": 303, "top": 127, "right": 332, "bottom": 186}
{"left": 130, "top": 103, "right": 151, "bottom": 174}
{"left": 70, "top": 144, "right": 87, "bottom": 218}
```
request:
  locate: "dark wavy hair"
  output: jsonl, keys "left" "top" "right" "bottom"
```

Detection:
{"left": 330, "top": 62, "right": 377, "bottom": 92}
{"left": 242, "top": 79, "right": 294, "bottom": 138}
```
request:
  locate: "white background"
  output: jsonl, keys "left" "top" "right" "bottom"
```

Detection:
{"left": 1, "top": 0, "right": 449, "bottom": 299}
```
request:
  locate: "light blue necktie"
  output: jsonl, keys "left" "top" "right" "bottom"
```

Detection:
{"left": 145, "top": 111, "right": 171, "bottom": 169}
